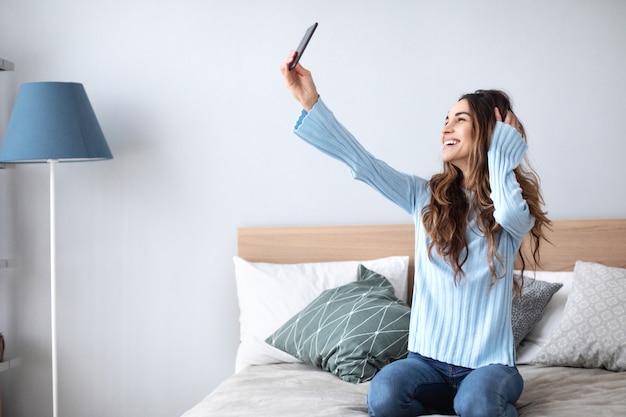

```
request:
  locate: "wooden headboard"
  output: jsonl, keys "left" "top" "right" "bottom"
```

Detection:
{"left": 238, "top": 218, "right": 626, "bottom": 292}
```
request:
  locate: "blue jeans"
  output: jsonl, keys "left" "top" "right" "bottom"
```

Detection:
{"left": 367, "top": 352, "right": 523, "bottom": 417}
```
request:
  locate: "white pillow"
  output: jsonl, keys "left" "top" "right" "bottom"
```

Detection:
{"left": 515, "top": 270, "right": 574, "bottom": 364}
{"left": 233, "top": 255, "right": 410, "bottom": 372}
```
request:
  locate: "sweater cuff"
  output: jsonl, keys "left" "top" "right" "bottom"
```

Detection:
{"left": 488, "top": 122, "right": 528, "bottom": 170}
{"left": 293, "top": 99, "right": 325, "bottom": 131}
{"left": 294, "top": 109, "right": 307, "bottom": 130}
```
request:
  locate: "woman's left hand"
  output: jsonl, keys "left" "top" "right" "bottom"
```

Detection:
{"left": 280, "top": 51, "right": 319, "bottom": 111}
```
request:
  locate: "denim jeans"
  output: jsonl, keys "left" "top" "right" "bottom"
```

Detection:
{"left": 367, "top": 352, "right": 523, "bottom": 417}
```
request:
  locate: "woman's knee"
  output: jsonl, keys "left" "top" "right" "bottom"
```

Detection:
{"left": 454, "top": 365, "right": 523, "bottom": 417}
{"left": 454, "top": 399, "right": 518, "bottom": 417}
{"left": 367, "top": 364, "right": 409, "bottom": 417}
{"left": 367, "top": 359, "right": 429, "bottom": 417}
{"left": 367, "top": 378, "right": 396, "bottom": 417}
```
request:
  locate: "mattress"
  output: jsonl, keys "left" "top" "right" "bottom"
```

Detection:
{"left": 181, "top": 363, "right": 626, "bottom": 417}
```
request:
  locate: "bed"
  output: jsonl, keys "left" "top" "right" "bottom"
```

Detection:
{"left": 182, "top": 219, "right": 626, "bottom": 417}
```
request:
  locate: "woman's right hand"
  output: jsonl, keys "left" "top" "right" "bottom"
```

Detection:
{"left": 280, "top": 51, "right": 319, "bottom": 111}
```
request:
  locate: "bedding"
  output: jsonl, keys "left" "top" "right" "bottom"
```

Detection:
{"left": 181, "top": 363, "right": 626, "bottom": 417}
{"left": 265, "top": 264, "right": 411, "bottom": 383}
{"left": 511, "top": 275, "right": 563, "bottom": 347}
{"left": 181, "top": 219, "right": 626, "bottom": 417}
{"left": 532, "top": 261, "right": 626, "bottom": 371}
{"left": 514, "top": 270, "right": 575, "bottom": 364}
{"left": 233, "top": 255, "right": 409, "bottom": 371}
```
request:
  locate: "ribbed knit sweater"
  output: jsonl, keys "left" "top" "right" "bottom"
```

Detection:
{"left": 293, "top": 99, "right": 535, "bottom": 368}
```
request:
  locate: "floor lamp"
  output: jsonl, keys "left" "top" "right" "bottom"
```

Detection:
{"left": 0, "top": 82, "right": 113, "bottom": 417}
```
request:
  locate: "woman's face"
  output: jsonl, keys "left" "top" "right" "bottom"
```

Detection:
{"left": 441, "top": 99, "right": 475, "bottom": 175}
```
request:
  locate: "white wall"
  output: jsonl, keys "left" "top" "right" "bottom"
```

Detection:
{"left": 0, "top": 1, "right": 624, "bottom": 416}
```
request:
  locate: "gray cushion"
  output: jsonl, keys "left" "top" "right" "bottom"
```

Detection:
{"left": 266, "top": 264, "right": 410, "bottom": 383}
{"left": 533, "top": 261, "right": 626, "bottom": 371}
{"left": 512, "top": 277, "right": 563, "bottom": 347}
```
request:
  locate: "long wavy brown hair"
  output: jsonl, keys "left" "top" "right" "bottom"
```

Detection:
{"left": 421, "top": 89, "right": 551, "bottom": 295}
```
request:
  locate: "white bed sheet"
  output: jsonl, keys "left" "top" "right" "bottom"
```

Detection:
{"left": 181, "top": 363, "right": 626, "bottom": 417}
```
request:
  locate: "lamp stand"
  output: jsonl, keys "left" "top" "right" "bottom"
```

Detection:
{"left": 0, "top": 82, "right": 113, "bottom": 417}
{"left": 49, "top": 159, "right": 58, "bottom": 417}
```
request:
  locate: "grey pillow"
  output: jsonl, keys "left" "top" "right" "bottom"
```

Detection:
{"left": 512, "top": 276, "right": 563, "bottom": 347}
{"left": 533, "top": 261, "right": 626, "bottom": 371}
{"left": 266, "top": 264, "right": 410, "bottom": 383}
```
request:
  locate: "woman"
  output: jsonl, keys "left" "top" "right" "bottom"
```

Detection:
{"left": 280, "top": 51, "right": 550, "bottom": 417}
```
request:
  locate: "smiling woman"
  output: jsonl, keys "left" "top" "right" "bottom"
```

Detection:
{"left": 281, "top": 52, "right": 551, "bottom": 417}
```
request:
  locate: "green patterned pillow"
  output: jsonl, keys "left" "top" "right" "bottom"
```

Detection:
{"left": 266, "top": 264, "right": 410, "bottom": 383}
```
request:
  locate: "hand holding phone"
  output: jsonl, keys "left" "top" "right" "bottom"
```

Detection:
{"left": 289, "top": 22, "right": 318, "bottom": 70}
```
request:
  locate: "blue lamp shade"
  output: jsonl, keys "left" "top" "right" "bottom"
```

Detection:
{"left": 0, "top": 82, "right": 112, "bottom": 163}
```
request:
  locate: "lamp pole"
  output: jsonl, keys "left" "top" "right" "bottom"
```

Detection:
{"left": 49, "top": 159, "right": 58, "bottom": 417}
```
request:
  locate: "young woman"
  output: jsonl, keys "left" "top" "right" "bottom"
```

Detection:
{"left": 280, "top": 51, "right": 550, "bottom": 417}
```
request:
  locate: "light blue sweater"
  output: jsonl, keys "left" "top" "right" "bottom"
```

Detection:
{"left": 294, "top": 99, "right": 535, "bottom": 368}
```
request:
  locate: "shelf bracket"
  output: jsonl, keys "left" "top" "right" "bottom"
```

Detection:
{"left": 0, "top": 58, "right": 14, "bottom": 71}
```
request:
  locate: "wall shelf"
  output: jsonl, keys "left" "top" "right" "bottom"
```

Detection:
{"left": 0, "top": 357, "right": 21, "bottom": 373}
{"left": 0, "top": 58, "right": 14, "bottom": 71}
{"left": 0, "top": 259, "right": 15, "bottom": 268}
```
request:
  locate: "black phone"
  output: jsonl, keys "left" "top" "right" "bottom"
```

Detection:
{"left": 289, "top": 22, "right": 318, "bottom": 70}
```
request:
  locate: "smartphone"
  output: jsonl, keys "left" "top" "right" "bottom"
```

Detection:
{"left": 289, "top": 22, "right": 318, "bottom": 70}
